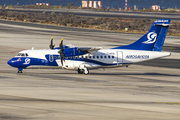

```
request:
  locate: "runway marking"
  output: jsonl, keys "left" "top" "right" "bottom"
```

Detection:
{"left": 163, "top": 46, "right": 175, "bottom": 49}
{"left": 156, "top": 102, "right": 180, "bottom": 105}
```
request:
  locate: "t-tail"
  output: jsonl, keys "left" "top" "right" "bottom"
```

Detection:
{"left": 112, "top": 19, "right": 171, "bottom": 51}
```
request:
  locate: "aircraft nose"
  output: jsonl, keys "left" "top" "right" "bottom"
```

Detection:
{"left": 7, "top": 59, "right": 14, "bottom": 67}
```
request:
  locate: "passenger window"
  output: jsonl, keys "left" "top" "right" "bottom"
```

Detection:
{"left": 81, "top": 56, "right": 84, "bottom": 59}
{"left": 54, "top": 56, "right": 57, "bottom": 59}
{"left": 77, "top": 56, "right": 79, "bottom": 59}
{"left": 21, "top": 53, "right": 25, "bottom": 56}
{"left": 89, "top": 56, "right": 91, "bottom": 59}
{"left": 101, "top": 56, "right": 103, "bottom": 59}
{"left": 73, "top": 56, "right": 76, "bottom": 59}
{"left": 108, "top": 56, "right": 110, "bottom": 58}
{"left": 85, "top": 56, "right": 87, "bottom": 59}
{"left": 112, "top": 56, "right": 114, "bottom": 59}
{"left": 93, "top": 56, "right": 95, "bottom": 59}
{"left": 26, "top": 53, "right": 28, "bottom": 56}
{"left": 58, "top": 56, "right": 60, "bottom": 59}
{"left": 97, "top": 56, "right": 99, "bottom": 59}
{"left": 69, "top": 57, "right": 72, "bottom": 59}
{"left": 104, "top": 56, "right": 106, "bottom": 59}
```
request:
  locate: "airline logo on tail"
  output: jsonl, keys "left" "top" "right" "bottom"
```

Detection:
{"left": 143, "top": 32, "right": 157, "bottom": 44}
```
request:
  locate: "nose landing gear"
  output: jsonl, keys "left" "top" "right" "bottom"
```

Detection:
{"left": 17, "top": 68, "right": 23, "bottom": 73}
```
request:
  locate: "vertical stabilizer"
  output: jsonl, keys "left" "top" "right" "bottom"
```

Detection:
{"left": 112, "top": 19, "right": 171, "bottom": 51}
{"left": 153, "top": 20, "right": 170, "bottom": 51}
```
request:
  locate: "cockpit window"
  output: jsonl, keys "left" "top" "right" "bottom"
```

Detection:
{"left": 17, "top": 53, "right": 21, "bottom": 56}
{"left": 16, "top": 53, "right": 29, "bottom": 57}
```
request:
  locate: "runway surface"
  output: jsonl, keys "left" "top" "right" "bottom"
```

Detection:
{"left": 0, "top": 20, "right": 180, "bottom": 120}
{"left": 4, "top": 8, "right": 180, "bottom": 20}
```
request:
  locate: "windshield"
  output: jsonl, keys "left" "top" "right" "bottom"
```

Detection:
{"left": 16, "top": 53, "right": 29, "bottom": 57}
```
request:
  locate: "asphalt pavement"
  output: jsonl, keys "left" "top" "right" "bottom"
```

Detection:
{"left": 0, "top": 19, "right": 180, "bottom": 120}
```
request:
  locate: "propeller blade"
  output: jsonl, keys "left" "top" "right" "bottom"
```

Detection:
{"left": 61, "top": 58, "right": 63, "bottom": 65}
{"left": 58, "top": 50, "right": 64, "bottom": 65}
{"left": 58, "top": 38, "right": 65, "bottom": 65}
{"left": 60, "top": 38, "right": 63, "bottom": 50}
{"left": 49, "top": 37, "right": 55, "bottom": 49}
{"left": 61, "top": 54, "right": 64, "bottom": 65}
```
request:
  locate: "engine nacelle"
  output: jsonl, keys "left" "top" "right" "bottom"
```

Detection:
{"left": 64, "top": 48, "right": 86, "bottom": 57}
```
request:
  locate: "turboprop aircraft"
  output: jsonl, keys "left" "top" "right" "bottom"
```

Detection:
{"left": 7, "top": 19, "right": 171, "bottom": 75}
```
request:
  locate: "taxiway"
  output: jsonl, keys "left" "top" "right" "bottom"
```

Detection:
{"left": 0, "top": 20, "right": 180, "bottom": 120}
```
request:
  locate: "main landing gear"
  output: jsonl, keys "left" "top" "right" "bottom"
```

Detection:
{"left": 77, "top": 65, "right": 89, "bottom": 75}
{"left": 77, "top": 68, "right": 89, "bottom": 75}
{"left": 17, "top": 68, "right": 23, "bottom": 73}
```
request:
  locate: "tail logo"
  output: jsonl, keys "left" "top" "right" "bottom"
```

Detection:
{"left": 143, "top": 32, "right": 157, "bottom": 44}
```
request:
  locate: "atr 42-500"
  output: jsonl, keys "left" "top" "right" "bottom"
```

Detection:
{"left": 7, "top": 19, "right": 171, "bottom": 75}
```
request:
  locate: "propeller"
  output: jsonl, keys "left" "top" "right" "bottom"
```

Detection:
{"left": 49, "top": 37, "right": 55, "bottom": 49}
{"left": 58, "top": 38, "right": 65, "bottom": 65}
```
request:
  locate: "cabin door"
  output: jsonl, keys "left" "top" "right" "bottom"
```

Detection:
{"left": 117, "top": 51, "right": 123, "bottom": 65}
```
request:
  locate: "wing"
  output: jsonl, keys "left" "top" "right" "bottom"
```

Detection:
{"left": 78, "top": 47, "right": 102, "bottom": 54}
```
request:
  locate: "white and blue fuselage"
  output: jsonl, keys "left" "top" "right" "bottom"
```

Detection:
{"left": 7, "top": 19, "right": 171, "bottom": 74}
{"left": 8, "top": 49, "right": 170, "bottom": 70}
